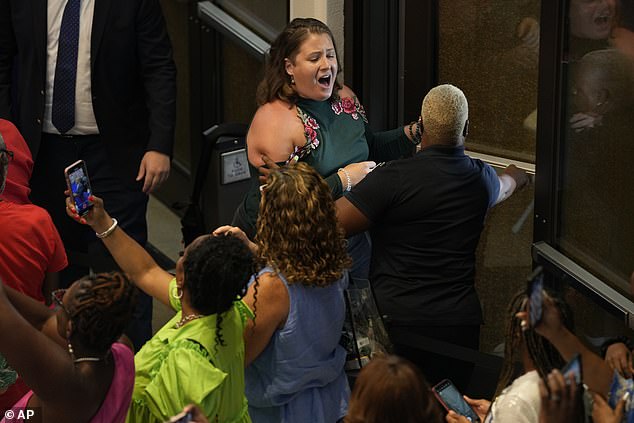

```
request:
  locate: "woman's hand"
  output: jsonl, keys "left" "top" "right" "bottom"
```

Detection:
{"left": 605, "top": 342, "right": 634, "bottom": 379}
{"left": 168, "top": 404, "right": 209, "bottom": 423}
{"left": 65, "top": 192, "right": 112, "bottom": 234}
{"left": 538, "top": 369, "right": 582, "bottom": 423}
{"left": 445, "top": 410, "right": 472, "bottom": 423}
{"left": 340, "top": 161, "right": 377, "bottom": 188}
{"left": 213, "top": 225, "right": 258, "bottom": 254}
{"left": 592, "top": 392, "right": 626, "bottom": 423}
{"left": 517, "top": 293, "right": 565, "bottom": 341}
{"left": 463, "top": 396, "right": 490, "bottom": 421}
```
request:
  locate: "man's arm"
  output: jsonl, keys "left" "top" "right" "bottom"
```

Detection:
{"left": 0, "top": 0, "right": 16, "bottom": 118}
{"left": 134, "top": 0, "right": 177, "bottom": 193}
{"left": 495, "top": 164, "right": 529, "bottom": 205}
{"left": 335, "top": 196, "right": 372, "bottom": 237}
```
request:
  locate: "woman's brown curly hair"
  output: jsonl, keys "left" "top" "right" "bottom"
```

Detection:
{"left": 255, "top": 162, "right": 351, "bottom": 287}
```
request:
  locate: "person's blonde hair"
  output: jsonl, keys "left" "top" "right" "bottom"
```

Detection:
{"left": 255, "top": 162, "right": 351, "bottom": 287}
{"left": 421, "top": 84, "right": 469, "bottom": 143}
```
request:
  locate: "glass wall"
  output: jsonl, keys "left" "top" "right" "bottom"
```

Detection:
{"left": 438, "top": 0, "right": 540, "bottom": 352}
{"left": 558, "top": 0, "right": 634, "bottom": 298}
{"left": 439, "top": 0, "right": 541, "bottom": 163}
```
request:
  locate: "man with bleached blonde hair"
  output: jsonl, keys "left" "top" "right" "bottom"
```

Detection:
{"left": 336, "top": 84, "right": 528, "bottom": 391}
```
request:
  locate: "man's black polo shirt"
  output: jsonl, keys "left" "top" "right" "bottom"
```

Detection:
{"left": 346, "top": 144, "right": 500, "bottom": 326}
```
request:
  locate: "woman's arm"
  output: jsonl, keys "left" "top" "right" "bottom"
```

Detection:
{"left": 67, "top": 195, "right": 173, "bottom": 307}
{"left": 518, "top": 295, "right": 613, "bottom": 396}
{"left": 247, "top": 101, "right": 305, "bottom": 167}
{"left": 0, "top": 281, "right": 84, "bottom": 410}
{"left": 242, "top": 272, "right": 289, "bottom": 366}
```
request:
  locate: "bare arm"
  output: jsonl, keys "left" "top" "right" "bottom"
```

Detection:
{"left": 495, "top": 164, "right": 529, "bottom": 205}
{"left": 242, "top": 272, "right": 289, "bottom": 366}
{"left": 42, "top": 272, "right": 59, "bottom": 306}
{"left": 335, "top": 196, "right": 372, "bottom": 237}
{"left": 66, "top": 195, "right": 173, "bottom": 307}
{"left": 0, "top": 282, "right": 85, "bottom": 409}
{"left": 518, "top": 295, "right": 613, "bottom": 396}
{"left": 247, "top": 101, "right": 305, "bottom": 167}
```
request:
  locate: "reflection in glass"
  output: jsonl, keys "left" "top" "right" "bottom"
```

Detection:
{"left": 559, "top": 0, "right": 634, "bottom": 296}
{"left": 438, "top": 0, "right": 541, "bottom": 162}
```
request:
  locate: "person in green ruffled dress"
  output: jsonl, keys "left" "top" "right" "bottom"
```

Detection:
{"left": 67, "top": 194, "right": 255, "bottom": 423}
{"left": 233, "top": 17, "right": 421, "bottom": 279}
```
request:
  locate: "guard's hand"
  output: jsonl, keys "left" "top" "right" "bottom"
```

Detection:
{"left": 257, "top": 155, "right": 281, "bottom": 184}
{"left": 136, "top": 151, "right": 171, "bottom": 194}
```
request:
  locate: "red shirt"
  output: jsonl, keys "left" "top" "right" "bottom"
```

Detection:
{"left": 0, "top": 201, "right": 67, "bottom": 302}
{"left": 0, "top": 119, "right": 33, "bottom": 205}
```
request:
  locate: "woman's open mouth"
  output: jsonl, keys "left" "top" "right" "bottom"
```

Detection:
{"left": 317, "top": 74, "right": 332, "bottom": 88}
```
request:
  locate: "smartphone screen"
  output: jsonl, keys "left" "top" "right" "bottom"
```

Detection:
{"left": 433, "top": 379, "right": 480, "bottom": 422}
{"left": 65, "top": 160, "right": 93, "bottom": 216}
{"left": 561, "top": 353, "right": 582, "bottom": 385}
{"left": 527, "top": 267, "right": 544, "bottom": 327}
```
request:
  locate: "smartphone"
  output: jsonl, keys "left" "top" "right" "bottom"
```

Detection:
{"left": 432, "top": 379, "right": 481, "bottom": 422}
{"left": 166, "top": 410, "right": 193, "bottom": 423}
{"left": 561, "top": 353, "right": 582, "bottom": 385}
{"left": 527, "top": 266, "right": 544, "bottom": 327}
{"left": 64, "top": 160, "right": 94, "bottom": 216}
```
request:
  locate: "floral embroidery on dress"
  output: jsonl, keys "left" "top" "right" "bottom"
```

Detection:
{"left": 331, "top": 96, "right": 368, "bottom": 123}
{"left": 287, "top": 106, "right": 321, "bottom": 164}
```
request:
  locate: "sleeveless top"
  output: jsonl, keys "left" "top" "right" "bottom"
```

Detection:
{"left": 237, "top": 96, "right": 405, "bottom": 237}
{"left": 1, "top": 343, "right": 134, "bottom": 423}
{"left": 245, "top": 267, "right": 350, "bottom": 423}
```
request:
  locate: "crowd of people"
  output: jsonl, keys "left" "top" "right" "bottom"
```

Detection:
{"left": 0, "top": 3, "right": 633, "bottom": 422}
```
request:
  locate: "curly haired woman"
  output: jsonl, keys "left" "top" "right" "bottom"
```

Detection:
{"left": 67, "top": 195, "right": 255, "bottom": 422}
{"left": 216, "top": 162, "right": 352, "bottom": 423}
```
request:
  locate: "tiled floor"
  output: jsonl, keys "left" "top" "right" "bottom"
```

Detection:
{"left": 146, "top": 195, "right": 181, "bottom": 333}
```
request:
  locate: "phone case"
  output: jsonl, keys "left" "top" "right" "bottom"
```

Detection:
{"left": 432, "top": 379, "right": 480, "bottom": 422}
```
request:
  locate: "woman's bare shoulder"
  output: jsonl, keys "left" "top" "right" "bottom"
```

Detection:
{"left": 248, "top": 100, "right": 304, "bottom": 164}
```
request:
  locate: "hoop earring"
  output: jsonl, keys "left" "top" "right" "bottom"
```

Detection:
{"left": 171, "top": 284, "right": 183, "bottom": 299}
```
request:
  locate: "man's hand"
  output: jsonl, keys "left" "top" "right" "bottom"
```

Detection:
{"left": 136, "top": 151, "right": 171, "bottom": 194}
{"left": 503, "top": 164, "right": 529, "bottom": 190}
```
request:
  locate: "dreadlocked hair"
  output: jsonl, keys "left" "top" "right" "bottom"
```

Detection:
{"left": 183, "top": 235, "right": 254, "bottom": 348}
{"left": 493, "top": 290, "right": 574, "bottom": 399}
{"left": 69, "top": 272, "right": 137, "bottom": 353}
{"left": 255, "top": 162, "right": 352, "bottom": 287}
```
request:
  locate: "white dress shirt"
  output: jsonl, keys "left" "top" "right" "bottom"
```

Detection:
{"left": 43, "top": 0, "right": 99, "bottom": 135}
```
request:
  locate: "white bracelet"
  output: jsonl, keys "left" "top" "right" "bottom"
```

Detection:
{"left": 338, "top": 168, "right": 352, "bottom": 192}
{"left": 96, "top": 218, "right": 118, "bottom": 239}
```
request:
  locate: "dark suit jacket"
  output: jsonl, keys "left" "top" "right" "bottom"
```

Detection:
{"left": 0, "top": 0, "right": 176, "bottom": 183}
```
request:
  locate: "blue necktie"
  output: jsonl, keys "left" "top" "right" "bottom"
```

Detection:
{"left": 52, "top": 0, "right": 81, "bottom": 134}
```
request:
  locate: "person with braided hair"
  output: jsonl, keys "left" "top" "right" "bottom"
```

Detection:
{"left": 215, "top": 162, "right": 352, "bottom": 423}
{"left": 0, "top": 271, "right": 137, "bottom": 422}
{"left": 67, "top": 194, "right": 255, "bottom": 423}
